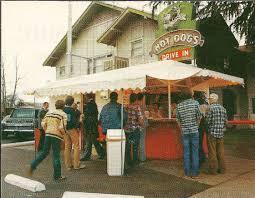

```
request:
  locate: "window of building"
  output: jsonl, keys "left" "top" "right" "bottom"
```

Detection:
{"left": 131, "top": 39, "right": 143, "bottom": 58}
{"left": 70, "top": 65, "right": 73, "bottom": 74}
{"left": 59, "top": 66, "right": 65, "bottom": 76}
{"left": 252, "top": 98, "right": 255, "bottom": 114}
{"left": 94, "top": 58, "right": 104, "bottom": 73}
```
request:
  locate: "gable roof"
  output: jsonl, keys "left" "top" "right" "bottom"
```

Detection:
{"left": 97, "top": 7, "right": 157, "bottom": 46}
{"left": 43, "top": 1, "right": 124, "bottom": 67}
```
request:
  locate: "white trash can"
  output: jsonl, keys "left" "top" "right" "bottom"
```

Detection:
{"left": 106, "top": 129, "right": 126, "bottom": 176}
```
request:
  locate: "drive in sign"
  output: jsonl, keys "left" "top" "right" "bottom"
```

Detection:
{"left": 160, "top": 48, "right": 192, "bottom": 60}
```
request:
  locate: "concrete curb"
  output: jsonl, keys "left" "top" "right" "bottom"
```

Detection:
{"left": 1, "top": 140, "right": 34, "bottom": 148}
{"left": 62, "top": 192, "right": 144, "bottom": 198}
{"left": 4, "top": 174, "right": 45, "bottom": 192}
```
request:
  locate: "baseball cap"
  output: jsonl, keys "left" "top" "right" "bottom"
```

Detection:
{"left": 209, "top": 93, "right": 218, "bottom": 101}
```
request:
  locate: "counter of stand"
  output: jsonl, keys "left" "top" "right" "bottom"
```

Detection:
{"left": 145, "top": 118, "right": 183, "bottom": 160}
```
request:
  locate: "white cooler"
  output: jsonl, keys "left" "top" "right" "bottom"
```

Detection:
{"left": 106, "top": 129, "right": 126, "bottom": 176}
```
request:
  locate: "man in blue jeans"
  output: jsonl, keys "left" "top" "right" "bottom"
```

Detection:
{"left": 176, "top": 90, "right": 202, "bottom": 179}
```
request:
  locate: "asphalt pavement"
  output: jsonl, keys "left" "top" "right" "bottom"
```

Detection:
{"left": 1, "top": 135, "right": 34, "bottom": 144}
{"left": 1, "top": 147, "right": 210, "bottom": 198}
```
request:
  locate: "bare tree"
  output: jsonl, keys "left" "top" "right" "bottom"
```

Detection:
{"left": 10, "top": 56, "right": 22, "bottom": 108}
{"left": 1, "top": 57, "right": 7, "bottom": 117}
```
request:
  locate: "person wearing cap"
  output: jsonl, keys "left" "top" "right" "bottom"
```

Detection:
{"left": 176, "top": 89, "right": 202, "bottom": 179}
{"left": 28, "top": 100, "right": 67, "bottom": 181}
{"left": 206, "top": 93, "right": 228, "bottom": 174}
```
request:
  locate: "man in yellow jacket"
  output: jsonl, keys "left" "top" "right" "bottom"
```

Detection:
{"left": 28, "top": 100, "right": 67, "bottom": 181}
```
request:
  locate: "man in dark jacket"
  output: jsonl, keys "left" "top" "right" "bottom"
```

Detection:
{"left": 37, "top": 102, "right": 49, "bottom": 151}
{"left": 72, "top": 102, "right": 81, "bottom": 130}
{"left": 81, "top": 94, "right": 105, "bottom": 161}
{"left": 63, "top": 95, "right": 85, "bottom": 170}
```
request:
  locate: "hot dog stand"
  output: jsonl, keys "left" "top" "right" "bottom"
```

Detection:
{"left": 33, "top": 60, "right": 244, "bottom": 160}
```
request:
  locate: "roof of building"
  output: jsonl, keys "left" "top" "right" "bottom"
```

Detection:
{"left": 97, "top": 7, "right": 157, "bottom": 46}
{"left": 43, "top": 1, "right": 124, "bottom": 67}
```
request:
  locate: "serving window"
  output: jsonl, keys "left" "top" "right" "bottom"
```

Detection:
{"left": 145, "top": 92, "right": 181, "bottom": 119}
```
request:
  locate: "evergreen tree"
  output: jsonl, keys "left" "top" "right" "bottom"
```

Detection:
{"left": 151, "top": 1, "right": 255, "bottom": 45}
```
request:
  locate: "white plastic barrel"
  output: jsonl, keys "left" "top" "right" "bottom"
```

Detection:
{"left": 106, "top": 129, "right": 126, "bottom": 176}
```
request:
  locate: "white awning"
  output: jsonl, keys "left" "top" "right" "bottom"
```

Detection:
{"left": 33, "top": 60, "right": 244, "bottom": 97}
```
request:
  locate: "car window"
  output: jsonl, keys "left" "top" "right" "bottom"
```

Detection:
{"left": 11, "top": 109, "right": 35, "bottom": 118}
{"left": 35, "top": 109, "right": 39, "bottom": 117}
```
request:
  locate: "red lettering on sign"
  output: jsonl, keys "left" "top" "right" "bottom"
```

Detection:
{"left": 160, "top": 48, "right": 191, "bottom": 60}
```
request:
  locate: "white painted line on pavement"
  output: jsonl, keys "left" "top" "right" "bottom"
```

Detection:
{"left": 1, "top": 141, "right": 34, "bottom": 148}
{"left": 4, "top": 174, "right": 46, "bottom": 192}
{"left": 62, "top": 192, "right": 144, "bottom": 198}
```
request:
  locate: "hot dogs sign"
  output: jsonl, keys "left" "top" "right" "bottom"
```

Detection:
{"left": 151, "top": 29, "right": 204, "bottom": 55}
{"left": 151, "top": 2, "right": 204, "bottom": 61}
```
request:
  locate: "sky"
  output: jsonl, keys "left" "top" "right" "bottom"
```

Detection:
{"left": 1, "top": 1, "right": 243, "bottom": 102}
{"left": 1, "top": 1, "right": 153, "bottom": 102}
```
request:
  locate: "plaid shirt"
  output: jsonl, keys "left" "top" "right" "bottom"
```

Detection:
{"left": 125, "top": 104, "right": 144, "bottom": 133}
{"left": 206, "top": 103, "right": 227, "bottom": 138}
{"left": 176, "top": 99, "right": 202, "bottom": 134}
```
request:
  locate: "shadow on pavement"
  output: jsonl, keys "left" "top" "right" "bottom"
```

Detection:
{"left": 1, "top": 147, "right": 210, "bottom": 198}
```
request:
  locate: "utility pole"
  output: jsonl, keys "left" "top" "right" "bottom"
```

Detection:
{"left": 66, "top": 1, "right": 72, "bottom": 77}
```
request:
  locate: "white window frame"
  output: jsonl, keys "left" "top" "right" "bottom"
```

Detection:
{"left": 131, "top": 38, "right": 143, "bottom": 59}
{"left": 59, "top": 66, "right": 65, "bottom": 76}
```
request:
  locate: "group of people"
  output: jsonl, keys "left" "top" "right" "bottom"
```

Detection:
{"left": 28, "top": 92, "right": 147, "bottom": 181}
{"left": 176, "top": 90, "right": 228, "bottom": 179}
{"left": 29, "top": 96, "right": 87, "bottom": 181}
{"left": 28, "top": 89, "right": 227, "bottom": 181}
{"left": 99, "top": 92, "right": 147, "bottom": 167}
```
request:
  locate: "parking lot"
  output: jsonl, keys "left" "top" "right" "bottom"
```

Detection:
{"left": 1, "top": 129, "right": 255, "bottom": 198}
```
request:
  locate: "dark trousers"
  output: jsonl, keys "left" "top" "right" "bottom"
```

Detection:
{"left": 82, "top": 133, "right": 105, "bottom": 160}
{"left": 207, "top": 134, "right": 226, "bottom": 174}
{"left": 38, "top": 129, "right": 45, "bottom": 152}
{"left": 125, "top": 131, "right": 140, "bottom": 166}
{"left": 199, "top": 127, "right": 206, "bottom": 166}
{"left": 199, "top": 118, "right": 207, "bottom": 166}
{"left": 31, "top": 136, "right": 61, "bottom": 180}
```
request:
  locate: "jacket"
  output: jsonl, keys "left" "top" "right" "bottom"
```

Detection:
{"left": 41, "top": 109, "right": 67, "bottom": 141}
{"left": 99, "top": 101, "right": 127, "bottom": 134}
{"left": 63, "top": 106, "right": 77, "bottom": 130}
{"left": 38, "top": 108, "right": 48, "bottom": 129}
{"left": 83, "top": 100, "right": 98, "bottom": 134}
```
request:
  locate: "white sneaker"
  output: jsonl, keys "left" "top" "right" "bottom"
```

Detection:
{"left": 74, "top": 164, "right": 86, "bottom": 170}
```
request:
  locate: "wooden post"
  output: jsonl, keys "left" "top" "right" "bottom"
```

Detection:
{"left": 168, "top": 81, "right": 171, "bottom": 119}
{"left": 120, "top": 88, "right": 124, "bottom": 176}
